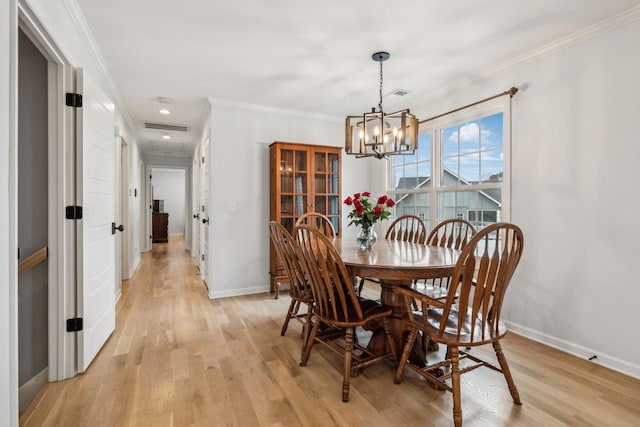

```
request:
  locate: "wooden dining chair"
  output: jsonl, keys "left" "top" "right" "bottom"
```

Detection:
{"left": 268, "top": 221, "right": 315, "bottom": 348}
{"left": 426, "top": 218, "right": 476, "bottom": 250}
{"left": 357, "top": 214, "right": 427, "bottom": 295}
{"left": 385, "top": 214, "right": 427, "bottom": 244}
{"left": 394, "top": 222, "right": 524, "bottom": 427}
{"left": 295, "top": 212, "right": 336, "bottom": 238}
{"left": 388, "top": 218, "right": 475, "bottom": 351}
{"left": 414, "top": 218, "right": 477, "bottom": 299}
{"left": 295, "top": 224, "right": 397, "bottom": 402}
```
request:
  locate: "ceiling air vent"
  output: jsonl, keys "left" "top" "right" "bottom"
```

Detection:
{"left": 144, "top": 122, "right": 189, "bottom": 132}
{"left": 390, "top": 88, "right": 410, "bottom": 96}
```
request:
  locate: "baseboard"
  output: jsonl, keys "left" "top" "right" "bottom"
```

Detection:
{"left": 128, "top": 255, "right": 141, "bottom": 278}
{"left": 19, "top": 367, "right": 48, "bottom": 411}
{"left": 208, "top": 285, "right": 269, "bottom": 299}
{"left": 169, "top": 233, "right": 184, "bottom": 236}
{"left": 504, "top": 320, "right": 640, "bottom": 380}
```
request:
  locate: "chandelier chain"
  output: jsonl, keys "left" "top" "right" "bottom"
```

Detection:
{"left": 378, "top": 59, "right": 384, "bottom": 112}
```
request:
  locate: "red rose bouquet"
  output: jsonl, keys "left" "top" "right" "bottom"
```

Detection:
{"left": 343, "top": 192, "right": 395, "bottom": 233}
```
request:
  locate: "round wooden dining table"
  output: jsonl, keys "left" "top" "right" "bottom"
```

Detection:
{"left": 333, "top": 236, "right": 461, "bottom": 365}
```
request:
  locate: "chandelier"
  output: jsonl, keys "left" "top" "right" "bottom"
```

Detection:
{"left": 345, "top": 52, "right": 418, "bottom": 159}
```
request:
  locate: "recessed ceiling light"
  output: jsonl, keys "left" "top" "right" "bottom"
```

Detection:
{"left": 159, "top": 108, "right": 171, "bottom": 115}
{"left": 162, "top": 134, "right": 171, "bottom": 140}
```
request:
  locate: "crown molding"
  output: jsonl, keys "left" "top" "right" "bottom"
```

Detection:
{"left": 61, "top": 0, "right": 141, "bottom": 144}
{"left": 207, "top": 97, "right": 343, "bottom": 123}
{"left": 412, "top": 4, "right": 640, "bottom": 105}
{"left": 487, "top": 4, "right": 640, "bottom": 78}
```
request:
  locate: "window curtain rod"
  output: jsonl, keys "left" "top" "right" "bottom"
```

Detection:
{"left": 419, "top": 86, "right": 518, "bottom": 124}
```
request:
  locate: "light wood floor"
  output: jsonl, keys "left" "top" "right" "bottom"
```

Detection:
{"left": 20, "top": 236, "right": 640, "bottom": 426}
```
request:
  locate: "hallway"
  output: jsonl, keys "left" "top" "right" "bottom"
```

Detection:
{"left": 19, "top": 238, "right": 640, "bottom": 426}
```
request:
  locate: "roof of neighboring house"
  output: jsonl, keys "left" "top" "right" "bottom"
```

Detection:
{"left": 393, "top": 169, "right": 502, "bottom": 206}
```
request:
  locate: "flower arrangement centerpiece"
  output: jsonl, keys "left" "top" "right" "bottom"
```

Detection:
{"left": 344, "top": 192, "right": 395, "bottom": 250}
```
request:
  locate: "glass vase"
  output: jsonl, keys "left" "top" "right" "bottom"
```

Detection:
{"left": 356, "top": 226, "right": 377, "bottom": 250}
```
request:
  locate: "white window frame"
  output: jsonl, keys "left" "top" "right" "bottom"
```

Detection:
{"left": 387, "top": 96, "right": 511, "bottom": 229}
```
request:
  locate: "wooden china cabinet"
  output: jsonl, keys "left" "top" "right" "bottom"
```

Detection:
{"left": 269, "top": 141, "right": 342, "bottom": 292}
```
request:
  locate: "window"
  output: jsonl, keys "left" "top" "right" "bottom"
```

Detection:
{"left": 467, "top": 209, "right": 500, "bottom": 227}
{"left": 387, "top": 97, "right": 510, "bottom": 231}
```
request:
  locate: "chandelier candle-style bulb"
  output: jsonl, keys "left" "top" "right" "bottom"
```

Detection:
{"left": 345, "top": 51, "right": 418, "bottom": 159}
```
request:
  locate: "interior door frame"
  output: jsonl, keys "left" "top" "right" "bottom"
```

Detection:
{"left": 113, "top": 130, "right": 122, "bottom": 297}
{"left": 5, "top": 3, "right": 18, "bottom": 422}
{"left": 199, "top": 137, "right": 210, "bottom": 285}
{"left": 145, "top": 164, "right": 191, "bottom": 249}
{"left": 119, "top": 136, "right": 129, "bottom": 280}
{"left": 18, "top": 2, "right": 77, "bottom": 381}
{"left": 191, "top": 145, "right": 200, "bottom": 262}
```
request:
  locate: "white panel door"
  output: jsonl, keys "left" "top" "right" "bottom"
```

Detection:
{"left": 191, "top": 151, "right": 200, "bottom": 263}
{"left": 76, "top": 69, "right": 116, "bottom": 372}
{"left": 200, "top": 137, "right": 210, "bottom": 286}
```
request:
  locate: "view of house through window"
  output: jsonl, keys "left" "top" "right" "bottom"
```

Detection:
{"left": 387, "top": 100, "right": 509, "bottom": 232}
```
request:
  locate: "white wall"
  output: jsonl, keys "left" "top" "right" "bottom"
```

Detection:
{"left": 206, "top": 102, "right": 373, "bottom": 298}
{"left": 152, "top": 168, "right": 186, "bottom": 235}
{"left": 1, "top": 0, "right": 18, "bottom": 424}
{"left": 409, "top": 18, "right": 640, "bottom": 378}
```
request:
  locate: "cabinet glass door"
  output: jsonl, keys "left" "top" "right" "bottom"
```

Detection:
{"left": 312, "top": 149, "right": 340, "bottom": 234}
{"left": 327, "top": 152, "right": 340, "bottom": 232}
{"left": 280, "top": 148, "right": 309, "bottom": 232}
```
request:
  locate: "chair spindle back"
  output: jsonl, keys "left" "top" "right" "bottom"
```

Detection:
{"left": 440, "top": 222, "right": 524, "bottom": 342}
{"left": 295, "top": 225, "right": 363, "bottom": 325}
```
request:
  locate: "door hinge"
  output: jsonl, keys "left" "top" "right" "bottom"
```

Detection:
{"left": 201, "top": 156, "right": 205, "bottom": 163}
{"left": 65, "top": 205, "right": 83, "bottom": 220}
{"left": 149, "top": 234, "right": 152, "bottom": 239}
{"left": 201, "top": 254, "right": 205, "bottom": 261}
{"left": 66, "top": 317, "right": 83, "bottom": 332}
{"left": 65, "top": 92, "right": 83, "bottom": 108}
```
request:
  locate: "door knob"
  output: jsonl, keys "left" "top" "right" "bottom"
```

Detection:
{"left": 193, "top": 214, "right": 200, "bottom": 219}
{"left": 112, "top": 223, "right": 125, "bottom": 234}
{"left": 202, "top": 218, "right": 209, "bottom": 224}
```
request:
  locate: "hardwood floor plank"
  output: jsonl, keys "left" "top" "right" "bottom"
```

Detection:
{"left": 20, "top": 236, "right": 640, "bottom": 427}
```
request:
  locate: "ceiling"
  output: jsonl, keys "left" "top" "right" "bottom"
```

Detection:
{"left": 76, "top": 0, "right": 640, "bottom": 157}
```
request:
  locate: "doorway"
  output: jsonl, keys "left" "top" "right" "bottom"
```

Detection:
{"left": 17, "top": 27, "right": 49, "bottom": 411}
{"left": 150, "top": 167, "right": 188, "bottom": 245}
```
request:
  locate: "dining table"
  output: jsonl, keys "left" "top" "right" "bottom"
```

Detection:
{"left": 333, "top": 236, "right": 461, "bottom": 366}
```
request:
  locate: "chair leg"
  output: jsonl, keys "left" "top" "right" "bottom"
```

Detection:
{"left": 280, "top": 299, "right": 297, "bottom": 336}
{"left": 357, "top": 278, "right": 365, "bottom": 295}
{"left": 275, "top": 280, "right": 281, "bottom": 299}
{"left": 449, "top": 346, "right": 463, "bottom": 427}
{"left": 493, "top": 340, "right": 521, "bottom": 405}
{"left": 342, "top": 327, "right": 355, "bottom": 402}
{"left": 301, "top": 305, "right": 314, "bottom": 350}
{"left": 394, "top": 327, "right": 419, "bottom": 384}
{"left": 382, "top": 318, "right": 397, "bottom": 364}
{"left": 300, "top": 321, "right": 320, "bottom": 366}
